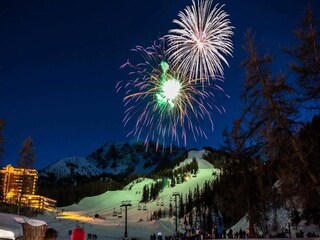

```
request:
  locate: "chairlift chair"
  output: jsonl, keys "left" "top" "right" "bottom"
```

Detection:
{"left": 138, "top": 204, "right": 142, "bottom": 211}
{"left": 112, "top": 208, "right": 117, "bottom": 217}
{"left": 143, "top": 204, "right": 147, "bottom": 211}
{"left": 117, "top": 207, "right": 122, "bottom": 218}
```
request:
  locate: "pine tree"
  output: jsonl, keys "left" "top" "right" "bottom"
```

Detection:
{"left": 186, "top": 189, "right": 193, "bottom": 213}
{"left": 194, "top": 184, "right": 201, "bottom": 213}
{"left": 219, "top": 118, "right": 273, "bottom": 238}
{"left": 290, "top": 209, "right": 301, "bottom": 230}
{"left": 206, "top": 210, "right": 213, "bottom": 233}
{"left": 141, "top": 185, "right": 149, "bottom": 202}
{"left": 18, "top": 137, "right": 36, "bottom": 169}
{"left": 170, "top": 177, "right": 176, "bottom": 188}
{"left": 0, "top": 119, "right": 4, "bottom": 161}
{"left": 225, "top": 29, "right": 319, "bottom": 236}
{"left": 0, "top": 119, "right": 4, "bottom": 200}
{"left": 157, "top": 208, "right": 162, "bottom": 219}
{"left": 288, "top": 5, "right": 320, "bottom": 105}
{"left": 241, "top": 30, "right": 298, "bottom": 161}
{"left": 184, "top": 216, "right": 188, "bottom": 226}
{"left": 188, "top": 211, "right": 193, "bottom": 227}
{"left": 272, "top": 209, "right": 279, "bottom": 233}
{"left": 17, "top": 137, "right": 36, "bottom": 215}
{"left": 191, "top": 157, "right": 199, "bottom": 176}
{"left": 179, "top": 194, "right": 184, "bottom": 218}
{"left": 290, "top": 115, "right": 320, "bottom": 225}
{"left": 169, "top": 202, "right": 173, "bottom": 218}
{"left": 242, "top": 29, "right": 320, "bottom": 196}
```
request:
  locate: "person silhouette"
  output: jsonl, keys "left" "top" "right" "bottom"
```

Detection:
{"left": 44, "top": 228, "right": 58, "bottom": 240}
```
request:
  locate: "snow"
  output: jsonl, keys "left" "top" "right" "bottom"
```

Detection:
{"left": 6, "top": 149, "right": 319, "bottom": 239}
{"left": 229, "top": 215, "right": 249, "bottom": 233}
{"left": 34, "top": 151, "right": 218, "bottom": 239}
{"left": 187, "top": 150, "right": 207, "bottom": 160}
{"left": 40, "top": 143, "right": 186, "bottom": 179}
{"left": 41, "top": 156, "right": 101, "bottom": 177}
{"left": 0, "top": 213, "right": 46, "bottom": 240}
{"left": 0, "top": 229, "right": 15, "bottom": 240}
{"left": 229, "top": 209, "right": 320, "bottom": 237}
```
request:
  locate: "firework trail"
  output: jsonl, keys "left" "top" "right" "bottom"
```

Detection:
{"left": 167, "top": 0, "right": 234, "bottom": 83}
{"left": 117, "top": 40, "right": 227, "bottom": 149}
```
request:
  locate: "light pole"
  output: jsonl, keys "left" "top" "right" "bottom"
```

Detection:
{"left": 172, "top": 192, "right": 180, "bottom": 234}
{"left": 120, "top": 200, "right": 132, "bottom": 238}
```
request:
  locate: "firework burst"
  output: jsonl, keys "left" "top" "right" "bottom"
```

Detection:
{"left": 117, "top": 41, "right": 227, "bottom": 149}
{"left": 167, "top": 0, "right": 234, "bottom": 83}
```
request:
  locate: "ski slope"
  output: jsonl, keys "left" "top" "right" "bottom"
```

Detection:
{"left": 36, "top": 150, "right": 218, "bottom": 239}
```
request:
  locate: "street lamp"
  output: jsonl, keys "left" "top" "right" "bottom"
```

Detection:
{"left": 120, "top": 200, "right": 132, "bottom": 238}
{"left": 172, "top": 192, "right": 180, "bottom": 234}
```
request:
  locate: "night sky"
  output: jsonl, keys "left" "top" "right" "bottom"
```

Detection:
{"left": 0, "top": 0, "right": 319, "bottom": 169}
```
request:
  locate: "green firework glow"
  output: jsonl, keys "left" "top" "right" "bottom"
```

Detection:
{"left": 156, "top": 61, "right": 181, "bottom": 108}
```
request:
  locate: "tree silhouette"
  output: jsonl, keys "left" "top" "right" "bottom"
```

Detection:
{"left": 288, "top": 5, "right": 320, "bottom": 105}
{"left": 17, "top": 137, "right": 36, "bottom": 215}
{"left": 18, "top": 137, "right": 36, "bottom": 169}
{"left": 0, "top": 119, "right": 4, "bottom": 161}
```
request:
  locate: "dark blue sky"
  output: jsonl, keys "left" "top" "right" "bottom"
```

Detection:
{"left": 0, "top": 0, "right": 319, "bottom": 169}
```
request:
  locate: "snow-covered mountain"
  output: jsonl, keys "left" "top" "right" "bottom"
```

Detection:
{"left": 40, "top": 142, "right": 186, "bottom": 178}
{"left": 35, "top": 150, "right": 219, "bottom": 240}
{"left": 35, "top": 150, "right": 320, "bottom": 240}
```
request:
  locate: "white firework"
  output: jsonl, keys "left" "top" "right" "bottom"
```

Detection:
{"left": 167, "top": 0, "right": 234, "bottom": 83}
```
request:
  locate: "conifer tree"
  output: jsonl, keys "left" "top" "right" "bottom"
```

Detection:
{"left": 179, "top": 194, "right": 184, "bottom": 218}
{"left": 141, "top": 185, "right": 149, "bottom": 202}
{"left": 170, "top": 177, "right": 176, "bottom": 188}
{"left": 241, "top": 29, "right": 320, "bottom": 195}
{"left": 287, "top": 5, "right": 320, "bottom": 105}
{"left": 169, "top": 202, "right": 173, "bottom": 218}
{"left": 17, "top": 137, "right": 36, "bottom": 215}
{"left": 0, "top": 119, "right": 4, "bottom": 161}
{"left": 18, "top": 137, "right": 36, "bottom": 169}
{"left": 188, "top": 211, "right": 193, "bottom": 227}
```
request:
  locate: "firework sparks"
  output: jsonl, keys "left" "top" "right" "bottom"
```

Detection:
{"left": 117, "top": 41, "right": 227, "bottom": 149}
{"left": 166, "top": 0, "right": 234, "bottom": 83}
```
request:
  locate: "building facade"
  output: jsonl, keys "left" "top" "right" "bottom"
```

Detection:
{"left": 0, "top": 164, "right": 56, "bottom": 211}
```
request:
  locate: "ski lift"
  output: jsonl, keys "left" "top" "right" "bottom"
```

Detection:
{"left": 118, "top": 208, "right": 122, "bottom": 218}
{"left": 143, "top": 204, "right": 147, "bottom": 211}
{"left": 156, "top": 201, "right": 160, "bottom": 206}
{"left": 160, "top": 200, "right": 164, "bottom": 207}
{"left": 138, "top": 204, "right": 142, "bottom": 211}
{"left": 112, "top": 208, "right": 117, "bottom": 217}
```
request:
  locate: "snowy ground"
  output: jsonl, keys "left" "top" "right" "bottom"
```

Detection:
{"left": 2, "top": 150, "right": 319, "bottom": 239}
{"left": 34, "top": 151, "right": 216, "bottom": 239}
{"left": 0, "top": 213, "right": 46, "bottom": 240}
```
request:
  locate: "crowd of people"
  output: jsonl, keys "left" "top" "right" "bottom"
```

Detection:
{"left": 150, "top": 227, "right": 320, "bottom": 240}
{"left": 45, "top": 226, "right": 320, "bottom": 240}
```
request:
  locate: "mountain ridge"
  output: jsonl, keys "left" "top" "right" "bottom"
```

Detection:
{"left": 39, "top": 142, "right": 187, "bottom": 179}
